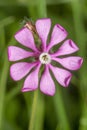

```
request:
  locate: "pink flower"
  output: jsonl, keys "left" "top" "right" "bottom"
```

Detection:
{"left": 8, "top": 18, "right": 83, "bottom": 96}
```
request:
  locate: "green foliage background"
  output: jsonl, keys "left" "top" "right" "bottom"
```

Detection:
{"left": 0, "top": 0, "right": 87, "bottom": 130}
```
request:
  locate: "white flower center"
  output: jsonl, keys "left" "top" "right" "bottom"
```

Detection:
{"left": 39, "top": 52, "right": 51, "bottom": 64}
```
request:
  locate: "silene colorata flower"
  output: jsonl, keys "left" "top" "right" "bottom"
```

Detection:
{"left": 8, "top": 18, "right": 83, "bottom": 96}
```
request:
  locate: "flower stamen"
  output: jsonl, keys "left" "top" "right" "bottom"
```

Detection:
{"left": 39, "top": 52, "right": 51, "bottom": 64}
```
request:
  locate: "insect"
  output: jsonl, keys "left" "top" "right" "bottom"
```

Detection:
{"left": 24, "top": 18, "right": 37, "bottom": 34}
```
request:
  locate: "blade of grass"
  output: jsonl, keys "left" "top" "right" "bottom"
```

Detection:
{"left": 71, "top": 0, "right": 87, "bottom": 130}
{"left": 0, "top": 51, "right": 9, "bottom": 130}
{"left": 54, "top": 84, "right": 71, "bottom": 130}
{"left": 0, "top": 27, "right": 5, "bottom": 51}
{"left": 79, "top": 103, "right": 87, "bottom": 130}
{"left": 0, "top": 23, "right": 11, "bottom": 129}
{"left": 0, "top": 27, "right": 17, "bottom": 130}
{"left": 0, "top": 16, "right": 15, "bottom": 28}
{"left": 5, "top": 82, "right": 22, "bottom": 103}
{"left": 0, "top": 27, "right": 5, "bottom": 76}
{"left": 27, "top": 0, "right": 47, "bottom": 20}
{"left": 27, "top": 5, "right": 38, "bottom": 21}
{"left": 36, "top": 0, "right": 47, "bottom": 18}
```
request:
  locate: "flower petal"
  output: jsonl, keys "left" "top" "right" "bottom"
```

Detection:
{"left": 52, "top": 56, "right": 83, "bottom": 70}
{"left": 8, "top": 46, "right": 34, "bottom": 61}
{"left": 14, "top": 27, "right": 38, "bottom": 51}
{"left": 21, "top": 64, "right": 41, "bottom": 92}
{"left": 51, "top": 39, "right": 79, "bottom": 57}
{"left": 40, "top": 65, "right": 55, "bottom": 96}
{"left": 49, "top": 65, "right": 72, "bottom": 87}
{"left": 10, "top": 62, "right": 38, "bottom": 81}
{"left": 47, "top": 24, "right": 68, "bottom": 51}
{"left": 35, "top": 18, "right": 51, "bottom": 51}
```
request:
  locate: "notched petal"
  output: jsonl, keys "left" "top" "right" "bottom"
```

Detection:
{"left": 52, "top": 56, "right": 83, "bottom": 70}
{"left": 14, "top": 27, "right": 38, "bottom": 51}
{"left": 21, "top": 64, "right": 41, "bottom": 92}
{"left": 8, "top": 46, "right": 34, "bottom": 61}
{"left": 64, "top": 75, "right": 72, "bottom": 87}
{"left": 47, "top": 24, "right": 68, "bottom": 51}
{"left": 49, "top": 64, "right": 72, "bottom": 87}
{"left": 35, "top": 18, "right": 51, "bottom": 51}
{"left": 51, "top": 39, "right": 79, "bottom": 57}
{"left": 40, "top": 65, "right": 55, "bottom": 96}
{"left": 10, "top": 62, "right": 38, "bottom": 81}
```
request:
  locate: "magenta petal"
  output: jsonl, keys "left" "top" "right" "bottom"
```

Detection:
{"left": 40, "top": 65, "right": 55, "bottom": 96}
{"left": 14, "top": 27, "right": 38, "bottom": 51}
{"left": 35, "top": 18, "right": 51, "bottom": 51}
{"left": 8, "top": 46, "right": 34, "bottom": 61}
{"left": 21, "top": 64, "right": 41, "bottom": 92}
{"left": 49, "top": 65, "right": 72, "bottom": 87}
{"left": 52, "top": 56, "right": 83, "bottom": 70}
{"left": 10, "top": 62, "right": 38, "bottom": 81}
{"left": 47, "top": 24, "right": 68, "bottom": 51}
{"left": 51, "top": 39, "right": 79, "bottom": 57}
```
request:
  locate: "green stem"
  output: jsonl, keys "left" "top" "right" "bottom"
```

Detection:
{"left": 34, "top": 94, "right": 45, "bottom": 130}
{"left": 28, "top": 90, "right": 38, "bottom": 130}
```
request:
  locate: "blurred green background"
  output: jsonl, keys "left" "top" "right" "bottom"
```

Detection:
{"left": 0, "top": 0, "right": 87, "bottom": 130}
